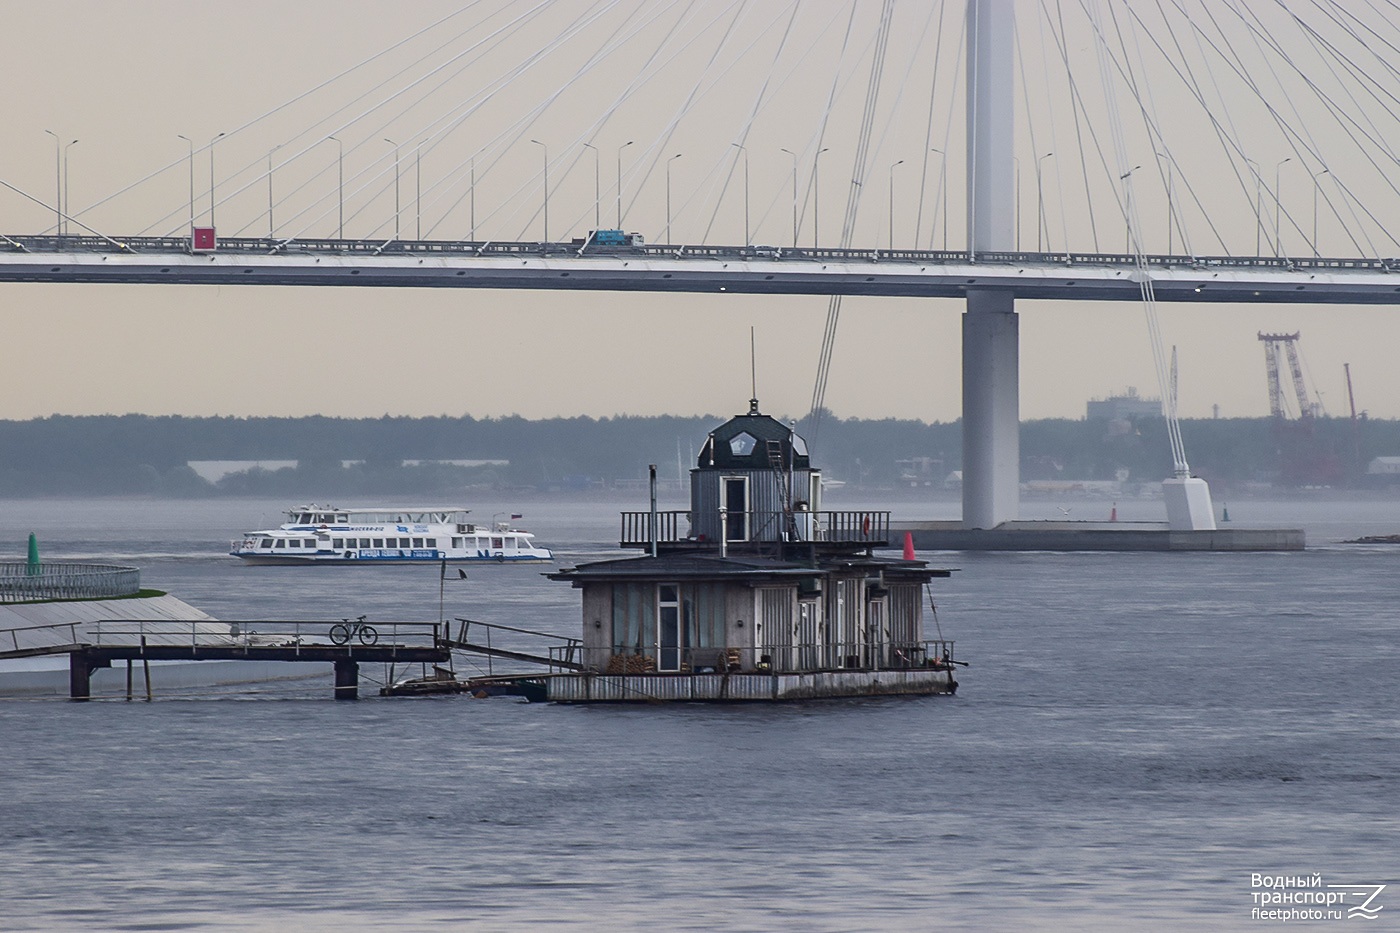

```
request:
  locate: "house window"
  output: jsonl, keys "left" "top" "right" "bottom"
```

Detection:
{"left": 658, "top": 584, "right": 681, "bottom": 671}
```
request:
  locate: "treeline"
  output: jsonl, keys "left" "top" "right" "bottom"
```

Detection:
{"left": 0, "top": 411, "right": 1393, "bottom": 496}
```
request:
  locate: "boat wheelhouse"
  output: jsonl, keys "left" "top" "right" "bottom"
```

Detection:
{"left": 538, "top": 399, "right": 962, "bottom": 702}
{"left": 230, "top": 506, "right": 552, "bottom": 565}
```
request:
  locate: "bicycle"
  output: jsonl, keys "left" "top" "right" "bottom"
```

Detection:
{"left": 329, "top": 615, "right": 379, "bottom": 646}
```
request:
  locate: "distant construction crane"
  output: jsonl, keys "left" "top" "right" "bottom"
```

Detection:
{"left": 1258, "top": 332, "right": 1319, "bottom": 419}
{"left": 1258, "top": 332, "right": 1342, "bottom": 485}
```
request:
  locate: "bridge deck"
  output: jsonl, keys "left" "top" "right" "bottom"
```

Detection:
{"left": 4, "top": 235, "right": 1398, "bottom": 304}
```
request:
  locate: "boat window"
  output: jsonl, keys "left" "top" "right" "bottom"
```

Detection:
{"left": 413, "top": 537, "right": 423, "bottom": 548}
{"left": 427, "top": 538, "right": 438, "bottom": 548}
{"left": 491, "top": 537, "right": 503, "bottom": 549}
{"left": 359, "top": 538, "right": 370, "bottom": 548}
{"left": 451, "top": 537, "right": 462, "bottom": 548}
{"left": 335, "top": 514, "right": 348, "bottom": 523}
{"left": 259, "top": 539, "right": 273, "bottom": 548}
{"left": 398, "top": 538, "right": 409, "bottom": 548}
{"left": 333, "top": 538, "right": 344, "bottom": 548}
{"left": 372, "top": 538, "right": 384, "bottom": 548}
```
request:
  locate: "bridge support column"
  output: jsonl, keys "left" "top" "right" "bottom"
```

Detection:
{"left": 963, "top": 290, "right": 1019, "bottom": 528}
{"left": 333, "top": 659, "right": 359, "bottom": 700}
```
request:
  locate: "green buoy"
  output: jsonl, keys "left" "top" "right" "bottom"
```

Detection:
{"left": 1221, "top": 503, "right": 1231, "bottom": 523}
{"left": 26, "top": 532, "right": 39, "bottom": 575}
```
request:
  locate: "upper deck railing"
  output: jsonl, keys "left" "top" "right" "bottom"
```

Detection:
{"left": 620, "top": 510, "right": 889, "bottom": 550}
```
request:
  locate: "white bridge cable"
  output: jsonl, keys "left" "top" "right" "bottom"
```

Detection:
{"left": 232, "top": 0, "right": 571, "bottom": 242}
{"left": 808, "top": 0, "right": 895, "bottom": 447}
{"left": 465, "top": 0, "right": 699, "bottom": 240}
{"left": 1168, "top": 0, "right": 1381, "bottom": 257}
{"left": 1230, "top": 0, "right": 1400, "bottom": 253}
{"left": 1030, "top": 5, "right": 1075, "bottom": 254}
{"left": 422, "top": 0, "right": 700, "bottom": 241}
{"left": 1197, "top": 0, "right": 1365, "bottom": 257}
{"left": 1103, "top": 0, "right": 1273, "bottom": 255}
{"left": 252, "top": 0, "right": 574, "bottom": 241}
{"left": 1084, "top": 0, "right": 1187, "bottom": 474}
{"left": 548, "top": 0, "right": 805, "bottom": 248}
{"left": 270, "top": 0, "right": 616, "bottom": 245}
{"left": 613, "top": 0, "right": 753, "bottom": 239}
{"left": 121, "top": 2, "right": 503, "bottom": 237}
{"left": 690, "top": 0, "right": 804, "bottom": 249}
{"left": 403, "top": 0, "right": 647, "bottom": 243}
{"left": 149, "top": 0, "right": 562, "bottom": 239}
{"left": 912, "top": 1, "right": 950, "bottom": 252}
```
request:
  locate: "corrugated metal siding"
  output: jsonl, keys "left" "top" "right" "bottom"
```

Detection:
{"left": 691, "top": 469, "right": 814, "bottom": 542}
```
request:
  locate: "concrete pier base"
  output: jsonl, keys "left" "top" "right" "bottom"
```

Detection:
{"left": 892, "top": 520, "right": 1304, "bottom": 552}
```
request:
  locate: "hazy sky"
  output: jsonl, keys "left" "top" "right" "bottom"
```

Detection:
{"left": 3, "top": 1, "right": 1398, "bottom": 423}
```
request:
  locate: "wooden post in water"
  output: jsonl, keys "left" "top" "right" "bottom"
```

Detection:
{"left": 68, "top": 652, "right": 91, "bottom": 701}
{"left": 141, "top": 636, "right": 152, "bottom": 701}
{"left": 126, "top": 659, "right": 133, "bottom": 701}
{"left": 334, "top": 659, "right": 359, "bottom": 700}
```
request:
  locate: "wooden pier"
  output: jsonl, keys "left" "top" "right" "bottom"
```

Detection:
{"left": 0, "top": 619, "right": 450, "bottom": 700}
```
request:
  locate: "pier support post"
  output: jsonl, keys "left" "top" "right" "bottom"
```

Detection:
{"left": 69, "top": 652, "right": 92, "bottom": 701}
{"left": 333, "top": 659, "right": 360, "bottom": 700}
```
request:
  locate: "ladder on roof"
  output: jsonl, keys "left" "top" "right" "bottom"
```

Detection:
{"left": 765, "top": 439, "right": 798, "bottom": 542}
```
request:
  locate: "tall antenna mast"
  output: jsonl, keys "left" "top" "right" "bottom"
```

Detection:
{"left": 750, "top": 326, "right": 758, "bottom": 409}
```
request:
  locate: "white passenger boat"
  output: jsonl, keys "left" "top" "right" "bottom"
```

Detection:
{"left": 230, "top": 505, "right": 553, "bottom": 564}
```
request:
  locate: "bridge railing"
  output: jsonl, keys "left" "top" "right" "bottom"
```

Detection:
{"left": 5, "top": 233, "right": 1397, "bottom": 273}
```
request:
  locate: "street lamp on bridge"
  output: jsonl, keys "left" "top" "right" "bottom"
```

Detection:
{"left": 208, "top": 132, "right": 225, "bottom": 229}
{"left": 384, "top": 138, "right": 401, "bottom": 240}
{"left": 267, "top": 145, "right": 282, "bottom": 241}
{"left": 930, "top": 147, "right": 948, "bottom": 251}
{"left": 731, "top": 143, "right": 750, "bottom": 246}
{"left": 779, "top": 148, "right": 798, "bottom": 248}
{"left": 813, "top": 147, "right": 829, "bottom": 248}
{"left": 582, "top": 141, "right": 600, "bottom": 232}
{"left": 665, "top": 153, "right": 682, "bottom": 244}
{"left": 43, "top": 130, "right": 77, "bottom": 236}
{"left": 530, "top": 139, "right": 548, "bottom": 241}
{"left": 616, "top": 140, "right": 633, "bottom": 229}
{"left": 1275, "top": 157, "right": 1292, "bottom": 257}
{"left": 176, "top": 135, "right": 194, "bottom": 237}
{"left": 1036, "top": 151, "right": 1054, "bottom": 252}
{"left": 1245, "top": 157, "right": 1262, "bottom": 255}
{"left": 326, "top": 136, "right": 343, "bottom": 240}
{"left": 1312, "top": 167, "right": 1329, "bottom": 257}
{"left": 888, "top": 159, "right": 903, "bottom": 250}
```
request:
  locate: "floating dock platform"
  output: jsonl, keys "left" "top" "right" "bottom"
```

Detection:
{"left": 891, "top": 520, "right": 1304, "bottom": 552}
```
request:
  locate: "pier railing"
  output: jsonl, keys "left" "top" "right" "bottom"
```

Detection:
{"left": 619, "top": 510, "right": 890, "bottom": 548}
{"left": 0, "top": 562, "right": 140, "bottom": 603}
{"left": 86, "top": 619, "right": 444, "bottom": 652}
{"left": 550, "top": 639, "right": 956, "bottom": 675}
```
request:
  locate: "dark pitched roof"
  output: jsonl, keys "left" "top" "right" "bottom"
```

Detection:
{"left": 697, "top": 399, "right": 812, "bottom": 470}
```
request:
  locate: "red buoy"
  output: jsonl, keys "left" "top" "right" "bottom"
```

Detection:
{"left": 902, "top": 531, "right": 916, "bottom": 560}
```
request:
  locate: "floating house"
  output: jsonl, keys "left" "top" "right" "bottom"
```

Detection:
{"left": 541, "top": 399, "right": 961, "bottom": 703}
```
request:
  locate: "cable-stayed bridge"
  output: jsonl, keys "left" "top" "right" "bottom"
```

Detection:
{"left": 5, "top": 0, "right": 1400, "bottom": 532}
